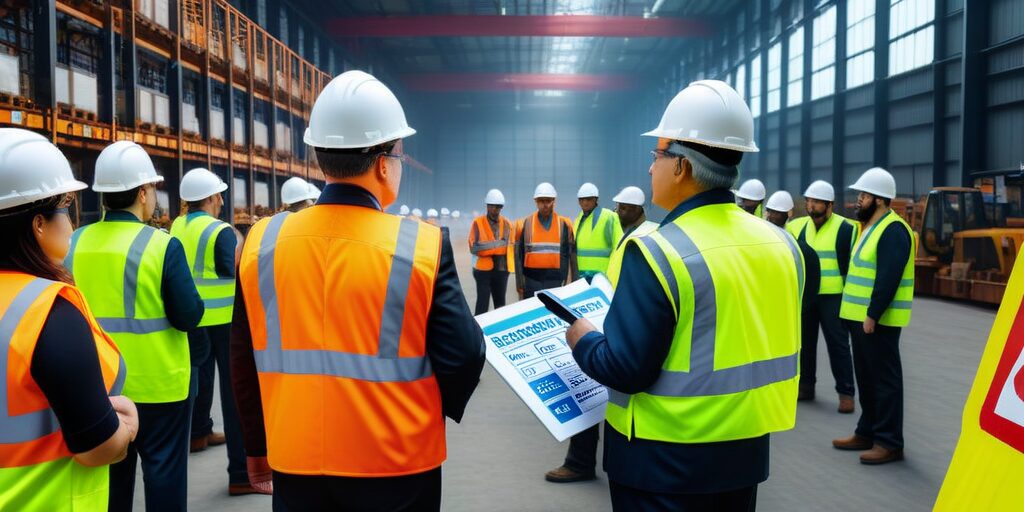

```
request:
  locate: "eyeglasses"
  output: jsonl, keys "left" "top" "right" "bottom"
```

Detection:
{"left": 381, "top": 152, "right": 407, "bottom": 163}
{"left": 46, "top": 193, "right": 75, "bottom": 215}
{"left": 650, "top": 149, "right": 683, "bottom": 162}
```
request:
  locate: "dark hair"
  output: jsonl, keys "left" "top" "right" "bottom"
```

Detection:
{"left": 314, "top": 140, "right": 397, "bottom": 179}
{"left": 102, "top": 186, "right": 142, "bottom": 210}
{"left": 881, "top": 197, "right": 892, "bottom": 207}
{"left": 0, "top": 195, "right": 74, "bottom": 283}
{"left": 681, "top": 140, "right": 743, "bottom": 167}
{"left": 186, "top": 200, "right": 205, "bottom": 211}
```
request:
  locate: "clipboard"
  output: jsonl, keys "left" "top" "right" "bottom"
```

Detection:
{"left": 536, "top": 290, "right": 583, "bottom": 324}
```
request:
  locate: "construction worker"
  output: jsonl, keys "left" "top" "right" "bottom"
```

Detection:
{"left": 230, "top": 70, "right": 485, "bottom": 510}
{"left": 766, "top": 190, "right": 822, "bottom": 327}
{"left": 426, "top": 208, "right": 440, "bottom": 225}
{"left": 605, "top": 186, "right": 659, "bottom": 287}
{"left": 574, "top": 182, "right": 622, "bottom": 282}
{"left": 735, "top": 178, "right": 766, "bottom": 216}
{"left": 833, "top": 167, "right": 914, "bottom": 465}
{"left": 399, "top": 204, "right": 410, "bottom": 217}
{"left": 563, "top": 80, "right": 802, "bottom": 509}
{"left": 0, "top": 128, "right": 136, "bottom": 510}
{"left": 170, "top": 168, "right": 253, "bottom": 495}
{"left": 67, "top": 141, "right": 204, "bottom": 511}
{"left": 280, "top": 176, "right": 321, "bottom": 213}
{"left": 441, "top": 207, "right": 450, "bottom": 219}
{"left": 412, "top": 207, "right": 424, "bottom": 220}
{"left": 469, "top": 189, "right": 513, "bottom": 315}
{"left": 515, "top": 182, "right": 577, "bottom": 299}
{"left": 786, "top": 180, "right": 859, "bottom": 413}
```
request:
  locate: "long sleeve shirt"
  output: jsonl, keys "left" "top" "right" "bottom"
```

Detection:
{"left": 514, "top": 213, "right": 577, "bottom": 290}
{"left": 867, "top": 219, "right": 913, "bottom": 321}
{"left": 185, "top": 211, "right": 237, "bottom": 279}
{"left": 468, "top": 216, "right": 509, "bottom": 272}
{"left": 571, "top": 188, "right": 769, "bottom": 493}
{"left": 229, "top": 184, "right": 486, "bottom": 457}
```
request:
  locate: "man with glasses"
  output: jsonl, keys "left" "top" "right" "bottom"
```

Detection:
{"left": 469, "top": 189, "right": 513, "bottom": 315}
{"left": 66, "top": 141, "right": 204, "bottom": 511}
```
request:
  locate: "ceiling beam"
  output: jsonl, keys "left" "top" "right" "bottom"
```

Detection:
{"left": 327, "top": 15, "right": 711, "bottom": 38}
{"left": 402, "top": 73, "right": 637, "bottom": 91}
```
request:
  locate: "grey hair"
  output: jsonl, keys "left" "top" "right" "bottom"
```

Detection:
{"left": 671, "top": 143, "right": 739, "bottom": 191}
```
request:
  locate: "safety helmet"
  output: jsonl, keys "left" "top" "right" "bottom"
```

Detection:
{"left": 577, "top": 182, "right": 599, "bottom": 198}
{"left": 849, "top": 167, "right": 896, "bottom": 200}
{"left": 0, "top": 128, "right": 87, "bottom": 211}
{"left": 452, "top": 210, "right": 461, "bottom": 219}
{"left": 485, "top": 188, "right": 506, "bottom": 206}
{"left": 804, "top": 180, "right": 835, "bottom": 202}
{"left": 426, "top": 208, "right": 439, "bottom": 218}
{"left": 440, "top": 207, "right": 450, "bottom": 216}
{"left": 643, "top": 80, "right": 758, "bottom": 152}
{"left": 734, "top": 179, "right": 766, "bottom": 201}
{"left": 179, "top": 168, "right": 228, "bottom": 202}
{"left": 612, "top": 186, "right": 645, "bottom": 206}
{"left": 93, "top": 140, "right": 164, "bottom": 193}
{"left": 399, "top": 204, "right": 410, "bottom": 216}
{"left": 533, "top": 182, "right": 557, "bottom": 199}
{"left": 303, "top": 70, "right": 416, "bottom": 149}
{"left": 280, "top": 176, "right": 320, "bottom": 205}
{"left": 412, "top": 208, "right": 423, "bottom": 217}
{"left": 766, "top": 191, "right": 794, "bottom": 212}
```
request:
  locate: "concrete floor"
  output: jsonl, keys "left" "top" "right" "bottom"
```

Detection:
{"left": 144, "top": 223, "right": 997, "bottom": 511}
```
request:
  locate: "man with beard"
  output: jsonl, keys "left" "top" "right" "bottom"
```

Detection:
{"left": 785, "top": 181, "right": 859, "bottom": 413}
{"left": 735, "top": 179, "right": 766, "bottom": 216}
{"left": 832, "top": 168, "right": 914, "bottom": 465}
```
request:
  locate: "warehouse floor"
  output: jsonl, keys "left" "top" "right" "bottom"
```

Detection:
{"left": 142, "top": 224, "right": 997, "bottom": 511}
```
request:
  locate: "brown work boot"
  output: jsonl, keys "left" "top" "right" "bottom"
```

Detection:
{"left": 229, "top": 482, "right": 263, "bottom": 496}
{"left": 544, "top": 465, "right": 596, "bottom": 483}
{"left": 859, "top": 444, "right": 904, "bottom": 465}
{"left": 797, "top": 387, "right": 815, "bottom": 401}
{"left": 832, "top": 434, "right": 872, "bottom": 451}
{"left": 207, "top": 432, "right": 227, "bottom": 446}
{"left": 838, "top": 395, "right": 855, "bottom": 414}
{"left": 190, "top": 436, "right": 208, "bottom": 453}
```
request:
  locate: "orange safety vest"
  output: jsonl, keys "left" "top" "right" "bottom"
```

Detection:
{"left": 520, "top": 212, "right": 572, "bottom": 270}
{"left": 239, "top": 206, "right": 445, "bottom": 477}
{"left": 0, "top": 272, "right": 125, "bottom": 469}
{"left": 469, "top": 215, "right": 512, "bottom": 271}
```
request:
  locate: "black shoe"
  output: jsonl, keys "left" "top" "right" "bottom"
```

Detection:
{"left": 544, "top": 465, "right": 596, "bottom": 483}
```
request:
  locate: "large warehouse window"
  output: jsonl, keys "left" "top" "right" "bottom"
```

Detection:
{"left": 811, "top": 5, "right": 836, "bottom": 100}
{"left": 750, "top": 55, "right": 762, "bottom": 118}
{"left": 767, "top": 41, "right": 782, "bottom": 113}
{"left": 735, "top": 64, "right": 746, "bottom": 102}
{"left": 787, "top": 27, "right": 804, "bottom": 107}
{"left": 888, "top": 0, "right": 934, "bottom": 76}
{"left": 846, "top": 0, "right": 875, "bottom": 88}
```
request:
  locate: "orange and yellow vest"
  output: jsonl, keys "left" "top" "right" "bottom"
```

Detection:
{"left": 519, "top": 212, "right": 573, "bottom": 270}
{"left": 239, "top": 206, "right": 445, "bottom": 477}
{"left": 469, "top": 215, "right": 512, "bottom": 272}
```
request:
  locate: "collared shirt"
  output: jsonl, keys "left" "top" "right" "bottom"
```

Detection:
{"left": 572, "top": 188, "right": 769, "bottom": 493}
{"left": 186, "top": 211, "right": 237, "bottom": 279}
{"left": 230, "top": 183, "right": 486, "bottom": 457}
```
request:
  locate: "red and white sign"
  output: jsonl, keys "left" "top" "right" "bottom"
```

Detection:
{"left": 980, "top": 298, "right": 1024, "bottom": 453}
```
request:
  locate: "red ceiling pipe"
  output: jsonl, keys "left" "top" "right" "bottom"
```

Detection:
{"left": 328, "top": 15, "right": 711, "bottom": 38}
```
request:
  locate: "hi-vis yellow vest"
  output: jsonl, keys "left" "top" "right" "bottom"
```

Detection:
{"left": 67, "top": 221, "right": 190, "bottom": 403}
{"left": 840, "top": 210, "right": 915, "bottom": 327}
{"left": 606, "top": 220, "right": 658, "bottom": 288}
{"left": 605, "top": 203, "right": 803, "bottom": 443}
{"left": 171, "top": 214, "right": 235, "bottom": 326}
{"left": 574, "top": 208, "right": 622, "bottom": 275}
{"left": 786, "top": 214, "right": 860, "bottom": 295}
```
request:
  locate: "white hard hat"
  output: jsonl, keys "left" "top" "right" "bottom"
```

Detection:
{"left": 426, "top": 208, "right": 439, "bottom": 218}
{"left": 577, "top": 182, "right": 599, "bottom": 198}
{"left": 766, "top": 191, "right": 794, "bottom": 212}
{"left": 612, "top": 186, "right": 645, "bottom": 206}
{"left": 735, "top": 179, "right": 766, "bottom": 201}
{"left": 849, "top": 167, "right": 896, "bottom": 200}
{"left": 440, "top": 207, "right": 450, "bottom": 216}
{"left": 534, "top": 182, "right": 557, "bottom": 199}
{"left": 485, "top": 188, "right": 506, "bottom": 206}
{"left": 0, "top": 128, "right": 87, "bottom": 211}
{"left": 452, "top": 210, "right": 461, "bottom": 219}
{"left": 179, "top": 167, "right": 228, "bottom": 202}
{"left": 93, "top": 141, "right": 164, "bottom": 193}
{"left": 303, "top": 70, "right": 416, "bottom": 149}
{"left": 281, "top": 176, "right": 320, "bottom": 205}
{"left": 804, "top": 180, "right": 835, "bottom": 202}
{"left": 412, "top": 208, "right": 423, "bottom": 217}
{"left": 643, "top": 79, "right": 758, "bottom": 153}
{"left": 399, "top": 204, "right": 410, "bottom": 215}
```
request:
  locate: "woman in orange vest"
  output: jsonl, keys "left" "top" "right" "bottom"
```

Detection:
{"left": 469, "top": 189, "right": 513, "bottom": 314}
{"left": 0, "top": 128, "right": 137, "bottom": 510}
{"left": 515, "top": 182, "right": 578, "bottom": 299}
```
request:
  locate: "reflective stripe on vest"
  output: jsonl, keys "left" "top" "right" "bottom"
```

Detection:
{"left": 171, "top": 215, "right": 235, "bottom": 325}
{"left": 90, "top": 226, "right": 173, "bottom": 335}
{"left": 253, "top": 213, "right": 432, "bottom": 381}
{"left": 471, "top": 216, "right": 510, "bottom": 271}
{"left": 575, "top": 208, "right": 618, "bottom": 273}
{"left": 523, "top": 213, "right": 566, "bottom": 269}
{"left": 606, "top": 220, "right": 659, "bottom": 288}
{"left": 787, "top": 214, "right": 856, "bottom": 295}
{"left": 839, "top": 210, "right": 915, "bottom": 327}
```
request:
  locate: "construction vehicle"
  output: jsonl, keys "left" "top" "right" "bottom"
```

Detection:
{"left": 911, "top": 187, "right": 1024, "bottom": 304}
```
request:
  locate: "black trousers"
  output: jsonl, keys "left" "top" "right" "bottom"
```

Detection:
{"left": 563, "top": 423, "right": 600, "bottom": 474}
{"left": 847, "top": 320, "right": 904, "bottom": 449}
{"left": 190, "top": 323, "right": 248, "bottom": 484}
{"left": 472, "top": 269, "right": 509, "bottom": 315}
{"left": 271, "top": 468, "right": 441, "bottom": 511}
{"left": 609, "top": 481, "right": 758, "bottom": 512}
{"left": 108, "top": 392, "right": 193, "bottom": 512}
{"left": 800, "top": 294, "right": 856, "bottom": 396}
{"left": 523, "top": 277, "right": 564, "bottom": 299}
